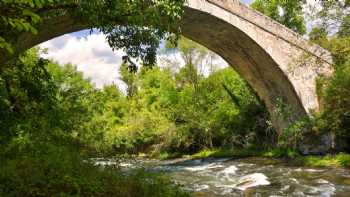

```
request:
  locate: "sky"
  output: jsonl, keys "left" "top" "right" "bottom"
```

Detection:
{"left": 40, "top": 32, "right": 126, "bottom": 88}
{"left": 242, "top": 0, "right": 252, "bottom": 4}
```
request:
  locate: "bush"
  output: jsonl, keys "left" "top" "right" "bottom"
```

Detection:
{"left": 0, "top": 144, "right": 190, "bottom": 197}
{"left": 316, "top": 63, "right": 350, "bottom": 151}
{"left": 278, "top": 117, "right": 312, "bottom": 150}
{"left": 336, "top": 153, "right": 350, "bottom": 167}
{"left": 262, "top": 148, "right": 299, "bottom": 158}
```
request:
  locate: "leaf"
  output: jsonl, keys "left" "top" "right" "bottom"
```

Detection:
{"left": 33, "top": 0, "right": 43, "bottom": 8}
{"left": 29, "top": 26, "right": 38, "bottom": 35}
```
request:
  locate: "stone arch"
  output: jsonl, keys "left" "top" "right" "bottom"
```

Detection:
{"left": 11, "top": 0, "right": 333, "bottom": 134}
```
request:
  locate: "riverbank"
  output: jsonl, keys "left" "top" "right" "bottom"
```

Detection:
{"left": 0, "top": 145, "right": 191, "bottom": 197}
{"left": 151, "top": 148, "right": 350, "bottom": 168}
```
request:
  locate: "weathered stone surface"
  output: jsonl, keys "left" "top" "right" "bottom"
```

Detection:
{"left": 5, "top": 0, "right": 333, "bottom": 134}
{"left": 298, "top": 132, "right": 335, "bottom": 155}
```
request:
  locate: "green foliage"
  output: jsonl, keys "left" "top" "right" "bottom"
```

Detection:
{"left": 336, "top": 153, "right": 350, "bottom": 167}
{"left": 120, "top": 64, "right": 138, "bottom": 97}
{"left": 251, "top": 0, "right": 307, "bottom": 34}
{"left": 262, "top": 147, "right": 299, "bottom": 158}
{"left": 274, "top": 97, "right": 294, "bottom": 122}
{"left": 302, "top": 153, "right": 350, "bottom": 167}
{"left": 192, "top": 149, "right": 227, "bottom": 158}
{"left": 113, "top": 38, "right": 271, "bottom": 155}
{"left": 319, "top": 64, "right": 350, "bottom": 147}
{"left": 279, "top": 118, "right": 311, "bottom": 150}
{"left": 0, "top": 144, "right": 190, "bottom": 197}
{"left": 1, "top": 0, "right": 185, "bottom": 65}
{"left": 162, "top": 68, "right": 270, "bottom": 153}
{"left": 0, "top": 49, "right": 190, "bottom": 196}
{"left": 165, "top": 37, "right": 214, "bottom": 68}
{"left": 0, "top": 0, "right": 50, "bottom": 53}
{"left": 69, "top": 38, "right": 272, "bottom": 156}
{"left": 190, "top": 149, "right": 350, "bottom": 167}
{"left": 0, "top": 45, "right": 270, "bottom": 194}
{"left": 157, "top": 152, "right": 183, "bottom": 160}
{"left": 308, "top": 0, "right": 350, "bottom": 152}
{"left": 80, "top": 0, "right": 185, "bottom": 66}
{"left": 191, "top": 147, "right": 299, "bottom": 159}
{"left": 0, "top": 49, "right": 58, "bottom": 145}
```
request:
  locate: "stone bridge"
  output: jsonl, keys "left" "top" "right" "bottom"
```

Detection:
{"left": 10, "top": 0, "right": 333, "bottom": 134}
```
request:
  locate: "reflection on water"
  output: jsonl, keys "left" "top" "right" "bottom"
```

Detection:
{"left": 94, "top": 157, "right": 350, "bottom": 196}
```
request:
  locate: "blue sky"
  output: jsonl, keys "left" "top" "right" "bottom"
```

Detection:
{"left": 242, "top": 0, "right": 252, "bottom": 4}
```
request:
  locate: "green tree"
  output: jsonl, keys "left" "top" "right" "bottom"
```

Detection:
{"left": 164, "top": 37, "right": 219, "bottom": 89}
{"left": 0, "top": 0, "right": 47, "bottom": 54}
{"left": 314, "top": 0, "right": 349, "bottom": 34}
{"left": 119, "top": 64, "right": 138, "bottom": 97}
{"left": 307, "top": 0, "right": 350, "bottom": 151}
{"left": 251, "top": 0, "right": 307, "bottom": 34}
{"left": 0, "top": 49, "right": 58, "bottom": 148}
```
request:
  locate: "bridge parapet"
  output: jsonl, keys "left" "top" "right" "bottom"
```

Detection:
{"left": 204, "top": 0, "right": 332, "bottom": 64}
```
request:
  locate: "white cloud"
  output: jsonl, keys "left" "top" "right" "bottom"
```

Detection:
{"left": 40, "top": 31, "right": 229, "bottom": 92}
{"left": 39, "top": 32, "right": 126, "bottom": 89}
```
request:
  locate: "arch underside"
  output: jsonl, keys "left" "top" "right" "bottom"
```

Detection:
{"left": 12, "top": 1, "right": 318, "bottom": 133}
{"left": 181, "top": 6, "right": 307, "bottom": 133}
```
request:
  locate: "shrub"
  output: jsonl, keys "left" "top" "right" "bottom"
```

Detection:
{"left": 0, "top": 144, "right": 190, "bottom": 197}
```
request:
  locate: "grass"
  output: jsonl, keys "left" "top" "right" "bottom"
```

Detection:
{"left": 186, "top": 148, "right": 350, "bottom": 168}
{"left": 261, "top": 148, "right": 300, "bottom": 158}
{"left": 158, "top": 152, "right": 185, "bottom": 160}
{"left": 301, "top": 153, "right": 350, "bottom": 167}
{"left": 0, "top": 144, "right": 191, "bottom": 197}
{"left": 191, "top": 148, "right": 260, "bottom": 159}
{"left": 190, "top": 147, "right": 300, "bottom": 159}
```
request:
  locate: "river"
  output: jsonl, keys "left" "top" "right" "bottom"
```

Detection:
{"left": 94, "top": 157, "right": 350, "bottom": 196}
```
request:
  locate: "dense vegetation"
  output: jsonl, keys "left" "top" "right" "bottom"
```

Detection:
{"left": 80, "top": 38, "right": 272, "bottom": 156}
{"left": 308, "top": 0, "right": 350, "bottom": 152}
{"left": 0, "top": 40, "right": 271, "bottom": 195}
{"left": 0, "top": 0, "right": 190, "bottom": 196}
{"left": 1, "top": 0, "right": 350, "bottom": 196}
{"left": 0, "top": 48, "right": 192, "bottom": 196}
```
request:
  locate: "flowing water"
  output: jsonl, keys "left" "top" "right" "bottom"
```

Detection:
{"left": 94, "top": 157, "right": 350, "bottom": 196}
